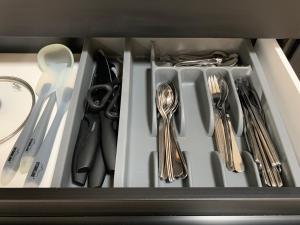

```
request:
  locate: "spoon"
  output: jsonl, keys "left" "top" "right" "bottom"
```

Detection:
{"left": 156, "top": 83, "right": 174, "bottom": 180}
{"left": 25, "top": 45, "right": 74, "bottom": 187}
{"left": 157, "top": 83, "right": 182, "bottom": 182}
{"left": 19, "top": 44, "right": 74, "bottom": 174}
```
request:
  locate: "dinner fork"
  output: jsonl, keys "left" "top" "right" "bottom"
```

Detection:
{"left": 208, "top": 75, "right": 244, "bottom": 172}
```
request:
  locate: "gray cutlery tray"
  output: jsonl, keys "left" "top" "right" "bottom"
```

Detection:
{"left": 52, "top": 38, "right": 300, "bottom": 188}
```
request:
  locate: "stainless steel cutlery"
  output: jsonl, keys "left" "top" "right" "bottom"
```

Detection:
{"left": 159, "top": 51, "right": 239, "bottom": 67}
{"left": 236, "top": 79, "right": 282, "bottom": 187}
{"left": 156, "top": 82, "right": 188, "bottom": 182}
{"left": 208, "top": 75, "right": 245, "bottom": 173}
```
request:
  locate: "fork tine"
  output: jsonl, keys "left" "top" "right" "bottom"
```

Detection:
{"left": 208, "top": 76, "right": 212, "bottom": 94}
{"left": 214, "top": 75, "right": 220, "bottom": 94}
{"left": 211, "top": 76, "right": 216, "bottom": 95}
{"left": 211, "top": 75, "right": 216, "bottom": 94}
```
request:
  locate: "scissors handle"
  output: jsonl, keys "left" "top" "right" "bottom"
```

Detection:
{"left": 87, "top": 84, "right": 113, "bottom": 110}
{"left": 105, "top": 86, "right": 121, "bottom": 119}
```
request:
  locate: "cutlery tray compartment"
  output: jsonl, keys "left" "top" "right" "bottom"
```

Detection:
{"left": 113, "top": 38, "right": 300, "bottom": 187}
{"left": 51, "top": 38, "right": 124, "bottom": 187}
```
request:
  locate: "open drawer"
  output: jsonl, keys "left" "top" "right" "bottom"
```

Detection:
{"left": 0, "top": 38, "right": 300, "bottom": 219}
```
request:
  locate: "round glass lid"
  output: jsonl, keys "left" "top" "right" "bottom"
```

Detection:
{"left": 0, "top": 76, "right": 35, "bottom": 144}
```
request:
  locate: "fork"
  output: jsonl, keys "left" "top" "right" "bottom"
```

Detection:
{"left": 208, "top": 75, "right": 244, "bottom": 173}
{"left": 208, "top": 75, "right": 227, "bottom": 161}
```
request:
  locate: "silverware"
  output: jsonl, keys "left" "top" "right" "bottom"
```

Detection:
{"left": 227, "top": 116, "right": 245, "bottom": 173}
{"left": 208, "top": 76, "right": 226, "bottom": 161}
{"left": 236, "top": 79, "right": 283, "bottom": 187}
{"left": 208, "top": 75, "right": 244, "bottom": 173}
{"left": 159, "top": 51, "right": 239, "bottom": 67}
{"left": 156, "top": 82, "right": 188, "bottom": 182}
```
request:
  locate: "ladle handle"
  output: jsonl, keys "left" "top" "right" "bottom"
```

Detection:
{"left": 19, "top": 93, "right": 56, "bottom": 174}
{"left": 24, "top": 105, "right": 66, "bottom": 187}
{"left": 1, "top": 92, "right": 47, "bottom": 185}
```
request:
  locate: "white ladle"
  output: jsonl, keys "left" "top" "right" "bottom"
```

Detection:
{"left": 19, "top": 44, "right": 74, "bottom": 174}
{"left": 25, "top": 45, "right": 75, "bottom": 187}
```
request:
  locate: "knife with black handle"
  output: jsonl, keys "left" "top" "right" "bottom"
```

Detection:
{"left": 71, "top": 113, "right": 99, "bottom": 186}
{"left": 100, "top": 111, "right": 117, "bottom": 172}
{"left": 88, "top": 145, "right": 106, "bottom": 187}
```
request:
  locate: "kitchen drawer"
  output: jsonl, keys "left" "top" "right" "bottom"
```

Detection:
{"left": 0, "top": 38, "right": 300, "bottom": 219}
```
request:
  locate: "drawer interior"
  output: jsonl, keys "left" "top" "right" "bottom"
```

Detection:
{"left": 0, "top": 38, "right": 299, "bottom": 189}
{"left": 53, "top": 38, "right": 299, "bottom": 188}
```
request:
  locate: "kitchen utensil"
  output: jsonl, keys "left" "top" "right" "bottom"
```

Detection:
{"left": 227, "top": 116, "right": 245, "bottom": 173}
{"left": 237, "top": 78, "right": 282, "bottom": 187}
{"left": 208, "top": 75, "right": 244, "bottom": 172}
{"left": 170, "top": 119, "right": 188, "bottom": 178}
{"left": 85, "top": 84, "right": 119, "bottom": 172}
{"left": 156, "top": 83, "right": 175, "bottom": 181}
{"left": 156, "top": 82, "right": 187, "bottom": 182}
{"left": 75, "top": 114, "right": 100, "bottom": 172}
{"left": 71, "top": 115, "right": 91, "bottom": 186}
{"left": 19, "top": 93, "right": 56, "bottom": 174}
{"left": 25, "top": 86, "right": 74, "bottom": 186}
{"left": 159, "top": 51, "right": 239, "bottom": 67}
{"left": 87, "top": 146, "right": 106, "bottom": 188}
{"left": 208, "top": 76, "right": 226, "bottom": 161}
{"left": 71, "top": 50, "right": 120, "bottom": 187}
{"left": 1, "top": 44, "right": 73, "bottom": 185}
{"left": 1, "top": 73, "right": 55, "bottom": 184}
{"left": 0, "top": 76, "right": 35, "bottom": 144}
{"left": 24, "top": 45, "right": 74, "bottom": 187}
{"left": 85, "top": 51, "right": 120, "bottom": 172}
{"left": 100, "top": 111, "right": 117, "bottom": 172}
{"left": 19, "top": 44, "right": 74, "bottom": 174}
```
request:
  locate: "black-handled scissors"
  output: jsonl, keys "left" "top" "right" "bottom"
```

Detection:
{"left": 86, "top": 82, "right": 121, "bottom": 120}
{"left": 72, "top": 50, "right": 121, "bottom": 186}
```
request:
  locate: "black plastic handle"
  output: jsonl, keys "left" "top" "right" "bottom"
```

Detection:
{"left": 71, "top": 116, "right": 92, "bottom": 186}
{"left": 100, "top": 111, "right": 117, "bottom": 172}
{"left": 105, "top": 85, "right": 121, "bottom": 120}
{"left": 86, "top": 84, "right": 113, "bottom": 111}
{"left": 76, "top": 114, "right": 100, "bottom": 172}
{"left": 88, "top": 146, "right": 106, "bottom": 188}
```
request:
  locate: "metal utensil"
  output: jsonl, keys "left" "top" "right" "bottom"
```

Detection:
{"left": 159, "top": 51, "right": 239, "bottom": 67}
{"left": 236, "top": 78, "right": 283, "bottom": 187}
{"left": 208, "top": 75, "right": 244, "bottom": 173}
{"left": 157, "top": 83, "right": 175, "bottom": 181}
{"left": 156, "top": 82, "right": 187, "bottom": 182}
